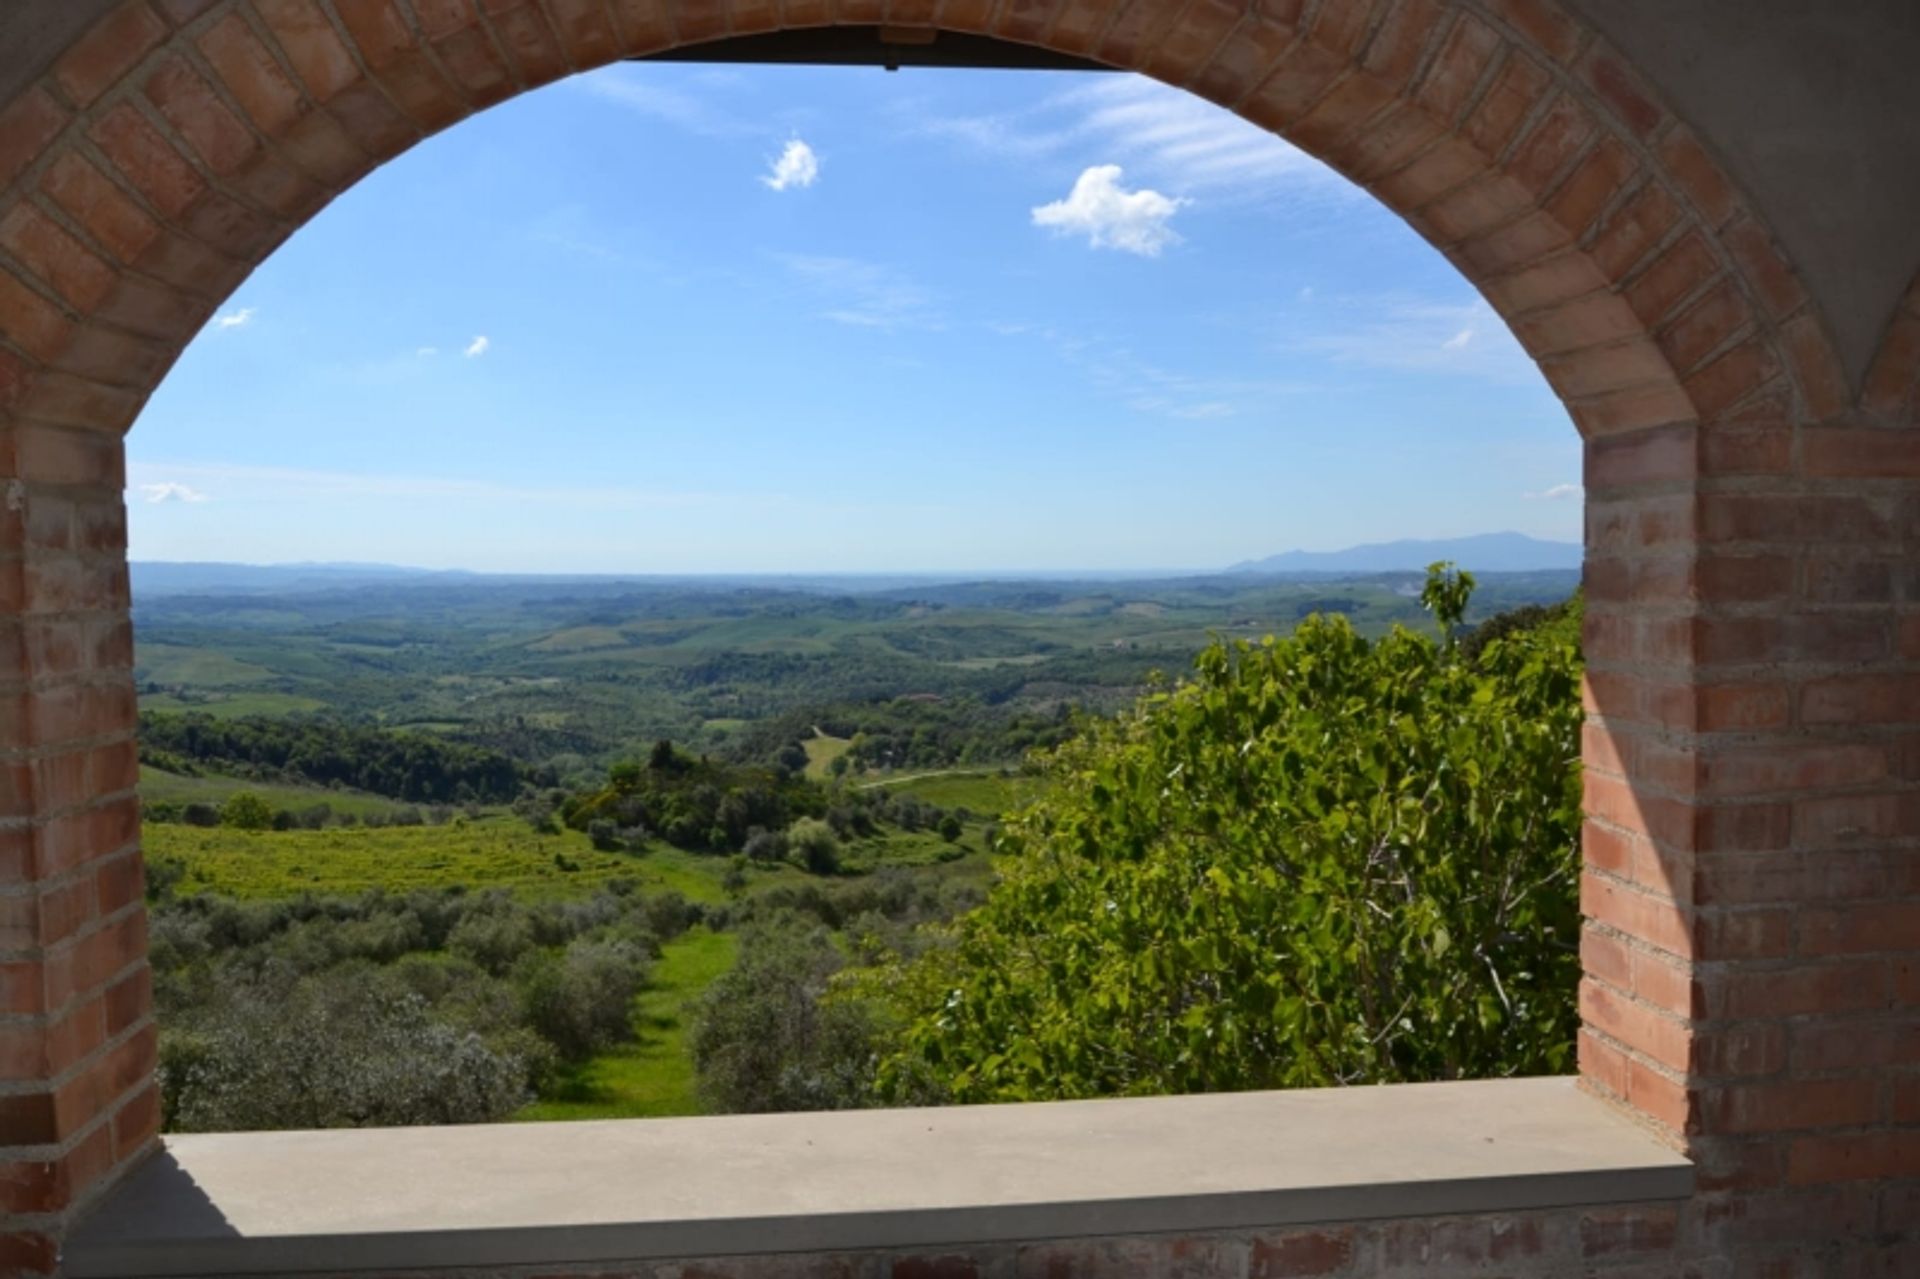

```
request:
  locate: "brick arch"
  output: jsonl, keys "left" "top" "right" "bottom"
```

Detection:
{"left": 0, "top": 0, "right": 1849, "bottom": 439}
{"left": 4, "top": 2, "right": 1913, "bottom": 1275}
{"left": 1862, "top": 272, "right": 1920, "bottom": 420}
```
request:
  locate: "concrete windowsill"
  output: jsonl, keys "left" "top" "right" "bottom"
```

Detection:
{"left": 65, "top": 1076, "right": 1690, "bottom": 1277}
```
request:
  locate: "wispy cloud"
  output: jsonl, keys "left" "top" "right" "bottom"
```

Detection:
{"left": 575, "top": 66, "right": 752, "bottom": 137}
{"left": 139, "top": 481, "right": 209, "bottom": 504}
{"left": 464, "top": 335, "right": 490, "bottom": 359}
{"left": 913, "top": 74, "right": 1341, "bottom": 205}
{"left": 989, "top": 322, "right": 1302, "bottom": 420}
{"left": 127, "top": 460, "right": 791, "bottom": 512}
{"left": 762, "top": 138, "right": 819, "bottom": 191}
{"left": 1032, "top": 164, "right": 1186, "bottom": 256}
{"left": 777, "top": 254, "right": 938, "bottom": 331}
{"left": 1298, "top": 298, "right": 1540, "bottom": 386}
{"left": 1527, "top": 483, "right": 1582, "bottom": 501}
{"left": 212, "top": 307, "right": 255, "bottom": 330}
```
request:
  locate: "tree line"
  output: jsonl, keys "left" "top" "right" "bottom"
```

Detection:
{"left": 140, "top": 711, "right": 531, "bottom": 804}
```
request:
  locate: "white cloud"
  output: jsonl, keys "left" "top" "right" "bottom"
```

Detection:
{"left": 463, "top": 336, "right": 490, "bottom": 359}
{"left": 212, "top": 307, "right": 255, "bottom": 330}
{"left": 915, "top": 74, "right": 1342, "bottom": 206}
{"left": 762, "top": 139, "right": 819, "bottom": 191}
{"left": 777, "top": 254, "right": 937, "bottom": 331}
{"left": 1527, "top": 483, "right": 1583, "bottom": 501}
{"left": 139, "top": 482, "right": 209, "bottom": 504}
{"left": 1442, "top": 328, "right": 1475, "bottom": 351}
{"left": 416, "top": 346, "right": 438, "bottom": 358}
{"left": 1032, "top": 165, "right": 1186, "bottom": 257}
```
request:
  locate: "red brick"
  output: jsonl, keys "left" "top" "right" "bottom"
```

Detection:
{"left": 1506, "top": 94, "right": 1598, "bottom": 194}
{"left": 543, "top": 0, "right": 623, "bottom": 66}
{"left": 1543, "top": 137, "right": 1635, "bottom": 240}
{"left": 1413, "top": 14, "right": 1501, "bottom": 123}
{"left": 198, "top": 13, "right": 310, "bottom": 136}
{"left": 1693, "top": 1020, "right": 1787, "bottom": 1077}
{"left": 1581, "top": 977, "right": 1691, "bottom": 1072}
{"left": 1583, "top": 869, "right": 1693, "bottom": 957}
{"left": 331, "top": 0, "right": 469, "bottom": 131}
{"left": 1658, "top": 125, "right": 1739, "bottom": 229}
{"left": 1380, "top": 1213, "right": 1548, "bottom": 1269}
{"left": 1362, "top": 0, "right": 1445, "bottom": 90}
{"left": 144, "top": 55, "right": 261, "bottom": 176}
{"left": 1485, "top": 0, "right": 1582, "bottom": 63}
{"left": 0, "top": 270, "right": 76, "bottom": 364}
{"left": 1799, "top": 902, "right": 1920, "bottom": 957}
{"left": 1249, "top": 1227, "right": 1354, "bottom": 1276}
{"left": 1580, "top": 1205, "right": 1678, "bottom": 1256}
{"left": 1657, "top": 279, "right": 1754, "bottom": 375}
{"left": 38, "top": 154, "right": 162, "bottom": 268}
{"left": 1579, "top": 46, "right": 1664, "bottom": 138}
{"left": 1591, "top": 182, "right": 1680, "bottom": 282}
{"left": 0, "top": 205, "right": 117, "bottom": 314}
{"left": 1544, "top": 337, "right": 1673, "bottom": 399}
{"left": 245, "top": 2, "right": 356, "bottom": 105}
{"left": 111, "top": 1080, "right": 161, "bottom": 1161}
{"left": 1710, "top": 958, "right": 1891, "bottom": 1020}
{"left": 1461, "top": 52, "right": 1552, "bottom": 158}
{"left": 0, "top": 89, "right": 72, "bottom": 192}
{"left": 1239, "top": 40, "right": 1348, "bottom": 134}
{"left": 53, "top": 2, "right": 170, "bottom": 107}
{"left": 1584, "top": 422, "right": 1696, "bottom": 492}
{"left": 1705, "top": 1079, "right": 1881, "bottom": 1135}
{"left": 1725, "top": 217, "right": 1807, "bottom": 321}
{"left": 1805, "top": 428, "right": 1920, "bottom": 479}
{"left": 88, "top": 103, "right": 207, "bottom": 218}
{"left": 1568, "top": 381, "right": 1697, "bottom": 437}
{"left": 486, "top": 3, "right": 572, "bottom": 89}
{"left": 603, "top": 0, "right": 678, "bottom": 55}
{"left": 1788, "top": 1132, "right": 1920, "bottom": 1185}
{"left": 1685, "top": 337, "right": 1782, "bottom": 422}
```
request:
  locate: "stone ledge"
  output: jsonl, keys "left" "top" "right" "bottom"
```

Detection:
{"left": 63, "top": 1076, "right": 1690, "bottom": 1278}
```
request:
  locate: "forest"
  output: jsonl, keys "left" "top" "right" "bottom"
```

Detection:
{"left": 137, "top": 567, "right": 1583, "bottom": 1128}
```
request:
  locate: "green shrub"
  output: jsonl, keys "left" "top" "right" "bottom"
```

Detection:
{"left": 690, "top": 919, "right": 877, "bottom": 1114}
{"left": 787, "top": 817, "right": 840, "bottom": 876}
{"left": 516, "top": 939, "right": 648, "bottom": 1061}
{"left": 219, "top": 792, "right": 275, "bottom": 832}
{"left": 868, "top": 568, "right": 1584, "bottom": 1104}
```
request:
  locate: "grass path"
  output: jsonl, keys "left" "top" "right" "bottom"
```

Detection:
{"left": 515, "top": 928, "right": 739, "bottom": 1122}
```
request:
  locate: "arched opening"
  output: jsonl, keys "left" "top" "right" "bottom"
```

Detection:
{"left": 4, "top": 2, "right": 1904, "bottom": 1275}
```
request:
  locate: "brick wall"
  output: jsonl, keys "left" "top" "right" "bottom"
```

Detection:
{"left": 1, "top": 1, "right": 1914, "bottom": 1274}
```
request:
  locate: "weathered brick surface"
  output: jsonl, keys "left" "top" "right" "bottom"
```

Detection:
{"left": 4, "top": 0, "right": 1918, "bottom": 1274}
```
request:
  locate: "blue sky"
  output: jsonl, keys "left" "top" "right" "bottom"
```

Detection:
{"left": 127, "top": 62, "right": 1582, "bottom": 574}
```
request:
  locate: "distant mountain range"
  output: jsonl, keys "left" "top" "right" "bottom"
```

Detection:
{"left": 129, "top": 561, "right": 478, "bottom": 595}
{"left": 129, "top": 535, "right": 1581, "bottom": 596}
{"left": 1227, "top": 532, "right": 1581, "bottom": 575}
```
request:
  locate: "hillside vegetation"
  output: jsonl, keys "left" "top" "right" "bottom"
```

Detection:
{"left": 137, "top": 567, "right": 1582, "bottom": 1129}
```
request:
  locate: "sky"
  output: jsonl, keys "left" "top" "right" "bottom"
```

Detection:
{"left": 127, "top": 62, "right": 1583, "bottom": 574}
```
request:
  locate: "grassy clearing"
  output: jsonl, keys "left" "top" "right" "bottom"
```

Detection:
{"left": 517, "top": 928, "right": 739, "bottom": 1121}
{"left": 139, "top": 691, "right": 331, "bottom": 717}
{"left": 139, "top": 765, "right": 405, "bottom": 820}
{"left": 870, "top": 771, "right": 1038, "bottom": 817}
{"left": 802, "top": 730, "right": 852, "bottom": 779}
{"left": 143, "top": 818, "right": 729, "bottom": 902}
